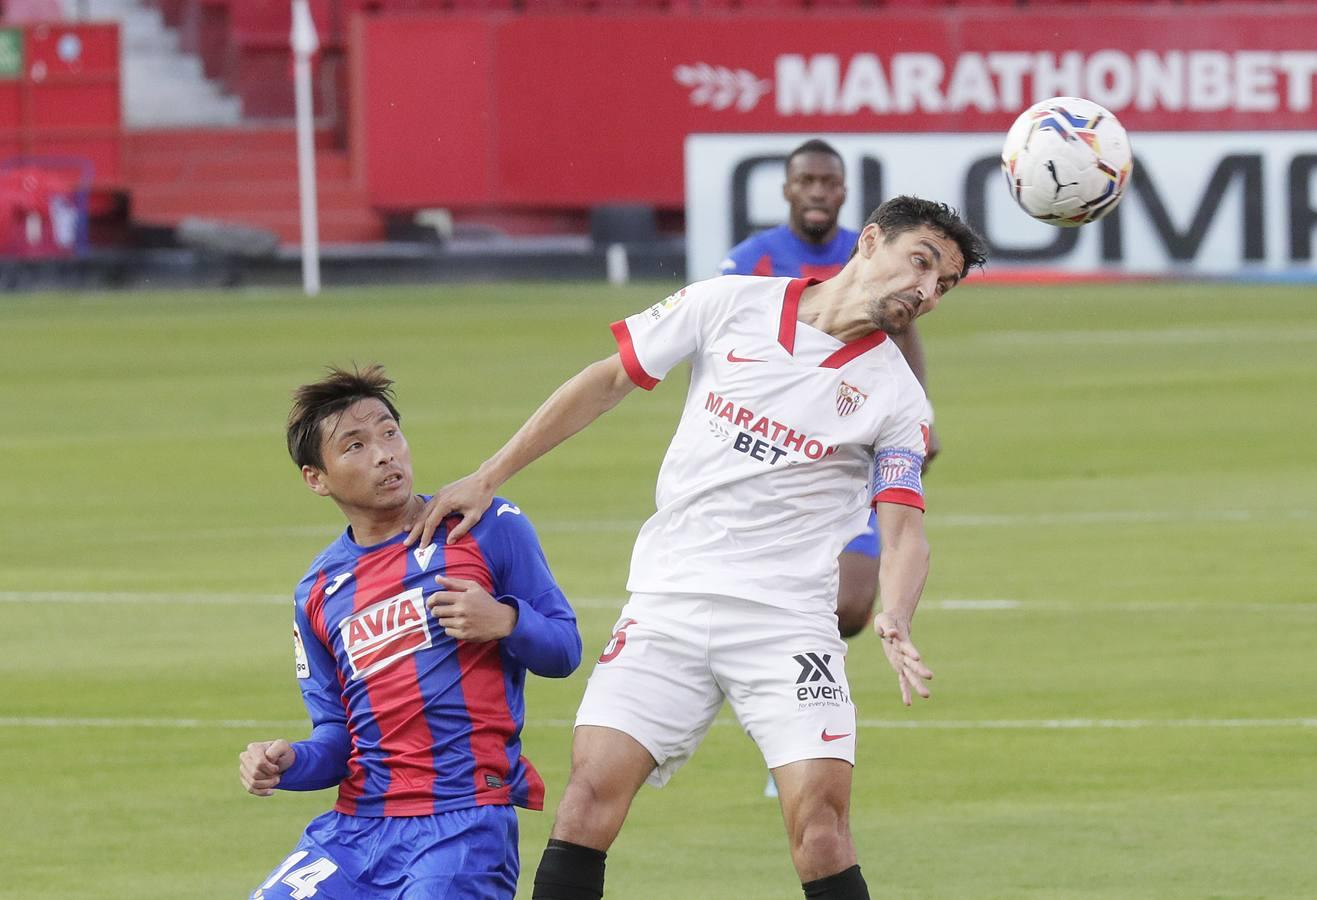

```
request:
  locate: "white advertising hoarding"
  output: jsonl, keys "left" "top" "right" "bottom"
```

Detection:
{"left": 685, "top": 133, "right": 1317, "bottom": 281}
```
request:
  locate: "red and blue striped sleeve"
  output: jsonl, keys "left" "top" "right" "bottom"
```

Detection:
{"left": 485, "top": 503, "right": 581, "bottom": 678}
{"left": 279, "top": 573, "right": 352, "bottom": 791}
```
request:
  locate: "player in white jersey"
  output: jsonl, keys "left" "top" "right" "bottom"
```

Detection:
{"left": 407, "top": 196, "right": 987, "bottom": 900}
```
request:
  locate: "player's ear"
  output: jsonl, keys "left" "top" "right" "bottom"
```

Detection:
{"left": 302, "top": 465, "right": 332, "bottom": 497}
{"left": 859, "top": 223, "right": 881, "bottom": 257}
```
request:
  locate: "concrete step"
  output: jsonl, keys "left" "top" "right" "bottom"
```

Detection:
{"left": 125, "top": 151, "right": 353, "bottom": 183}
{"left": 125, "top": 127, "right": 339, "bottom": 157}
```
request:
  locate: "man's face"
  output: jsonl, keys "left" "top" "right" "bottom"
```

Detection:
{"left": 856, "top": 224, "right": 965, "bottom": 335}
{"left": 302, "top": 397, "right": 414, "bottom": 513}
{"left": 784, "top": 151, "right": 846, "bottom": 243}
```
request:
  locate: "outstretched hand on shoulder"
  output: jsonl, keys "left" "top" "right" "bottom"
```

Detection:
{"left": 404, "top": 472, "right": 496, "bottom": 548}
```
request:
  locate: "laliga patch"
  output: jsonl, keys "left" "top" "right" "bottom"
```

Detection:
{"left": 644, "top": 287, "right": 687, "bottom": 321}
{"left": 340, "top": 588, "right": 432, "bottom": 680}
{"left": 872, "top": 448, "right": 924, "bottom": 495}
{"left": 293, "top": 624, "right": 310, "bottom": 679}
{"left": 835, "top": 381, "right": 868, "bottom": 417}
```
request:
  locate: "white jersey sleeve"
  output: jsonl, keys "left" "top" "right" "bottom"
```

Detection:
{"left": 610, "top": 280, "right": 726, "bottom": 389}
{"left": 871, "top": 388, "right": 931, "bottom": 512}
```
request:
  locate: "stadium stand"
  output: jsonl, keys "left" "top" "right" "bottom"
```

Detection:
{"left": 0, "top": 0, "right": 1303, "bottom": 277}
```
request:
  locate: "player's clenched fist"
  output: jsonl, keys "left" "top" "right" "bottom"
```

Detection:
{"left": 239, "top": 739, "right": 295, "bottom": 797}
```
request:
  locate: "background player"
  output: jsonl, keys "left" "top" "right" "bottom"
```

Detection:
{"left": 408, "top": 197, "right": 987, "bottom": 900}
{"left": 238, "top": 364, "right": 581, "bottom": 899}
{"left": 718, "top": 138, "right": 941, "bottom": 640}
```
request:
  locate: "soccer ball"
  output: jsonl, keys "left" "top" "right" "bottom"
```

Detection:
{"left": 1000, "top": 96, "right": 1133, "bottom": 227}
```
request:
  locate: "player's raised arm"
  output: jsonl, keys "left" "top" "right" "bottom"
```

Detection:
{"left": 873, "top": 501, "right": 934, "bottom": 706}
{"left": 406, "top": 353, "right": 637, "bottom": 547}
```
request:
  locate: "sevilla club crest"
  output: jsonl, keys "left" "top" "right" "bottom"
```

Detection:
{"left": 836, "top": 381, "right": 867, "bottom": 417}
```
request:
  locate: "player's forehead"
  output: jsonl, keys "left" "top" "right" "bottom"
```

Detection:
{"left": 786, "top": 151, "right": 844, "bottom": 182}
{"left": 895, "top": 225, "right": 965, "bottom": 278}
{"left": 321, "top": 397, "right": 398, "bottom": 444}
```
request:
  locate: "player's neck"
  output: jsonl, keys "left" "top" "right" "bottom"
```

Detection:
{"left": 340, "top": 494, "right": 426, "bottom": 548}
{"left": 798, "top": 271, "right": 876, "bottom": 344}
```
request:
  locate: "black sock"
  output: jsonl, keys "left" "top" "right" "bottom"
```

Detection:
{"left": 802, "top": 864, "right": 870, "bottom": 900}
{"left": 532, "top": 838, "right": 607, "bottom": 900}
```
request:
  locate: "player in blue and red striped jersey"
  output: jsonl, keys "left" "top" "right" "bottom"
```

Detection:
{"left": 718, "top": 139, "right": 940, "bottom": 641}
{"left": 238, "top": 364, "right": 581, "bottom": 900}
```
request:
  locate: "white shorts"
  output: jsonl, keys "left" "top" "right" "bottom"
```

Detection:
{"left": 575, "top": 592, "right": 855, "bottom": 787}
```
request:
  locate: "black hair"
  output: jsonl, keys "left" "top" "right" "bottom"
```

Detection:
{"left": 858, "top": 195, "right": 988, "bottom": 277}
{"left": 286, "top": 364, "right": 401, "bottom": 470}
{"left": 785, "top": 139, "right": 845, "bottom": 178}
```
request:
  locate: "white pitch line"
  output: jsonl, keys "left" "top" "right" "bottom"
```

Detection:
{"left": 2, "top": 716, "right": 1313, "bottom": 731}
{"left": 0, "top": 591, "right": 290, "bottom": 606}
{"left": 1, "top": 593, "right": 1313, "bottom": 613}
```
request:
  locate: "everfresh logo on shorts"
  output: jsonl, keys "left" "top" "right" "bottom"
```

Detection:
{"left": 792, "top": 651, "right": 850, "bottom": 708}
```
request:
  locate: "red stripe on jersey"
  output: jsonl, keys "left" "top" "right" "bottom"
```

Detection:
{"left": 521, "top": 754, "right": 546, "bottom": 810}
{"left": 777, "top": 278, "right": 817, "bottom": 355}
{"left": 821, "top": 329, "right": 888, "bottom": 369}
{"left": 610, "top": 319, "right": 660, "bottom": 390}
{"left": 751, "top": 254, "right": 773, "bottom": 276}
{"left": 353, "top": 544, "right": 438, "bottom": 816}
{"left": 873, "top": 487, "right": 926, "bottom": 512}
{"left": 444, "top": 535, "right": 518, "bottom": 807}
{"left": 305, "top": 570, "right": 330, "bottom": 647}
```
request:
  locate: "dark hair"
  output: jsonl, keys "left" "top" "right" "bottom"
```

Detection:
{"left": 859, "top": 195, "right": 988, "bottom": 278}
{"left": 287, "top": 364, "right": 401, "bottom": 469}
{"left": 785, "top": 138, "right": 845, "bottom": 178}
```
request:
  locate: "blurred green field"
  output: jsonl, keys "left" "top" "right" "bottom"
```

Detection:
{"left": 1, "top": 280, "right": 1314, "bottom": 899}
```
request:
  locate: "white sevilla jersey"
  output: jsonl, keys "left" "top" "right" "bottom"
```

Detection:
{"left": 611, "top": 275, "right": 930, "bottom": 613}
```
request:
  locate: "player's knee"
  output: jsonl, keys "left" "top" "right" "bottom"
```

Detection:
{"left": 835, "top": 591, "right": 874, "bottom": 638}
{"left": 835, "top": 603, "right": 871, "bottom": 639}
{"left": 553, "top": 771, "right": 628, "bottom": 841}
{"left": 791, "top": 812, "right": 853, "bottom": 869}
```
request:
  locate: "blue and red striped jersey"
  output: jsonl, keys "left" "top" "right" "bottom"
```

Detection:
{"left": 717, "top": 224, "right": 860, "bottom": 280}
{"left": 278, "top": 497, "right": 581, "bottom": 817}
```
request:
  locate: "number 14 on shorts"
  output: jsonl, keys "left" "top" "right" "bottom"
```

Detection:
{"left": 253, "top": 851, "right": 339, "bottom": 899}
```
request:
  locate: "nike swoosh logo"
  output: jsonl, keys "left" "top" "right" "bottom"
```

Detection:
{"left": 496, "top": 503, "right": 521, "bottom": 517}
{"left": 726, "top": 349, "right": 763, "bottom": 364}
{"left": 821, "top": 729, "right": 852, "bottom": 742}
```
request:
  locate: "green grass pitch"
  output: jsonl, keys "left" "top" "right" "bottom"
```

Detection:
{"left": 1, "top": 279, "right": 1314, "bottom": 899}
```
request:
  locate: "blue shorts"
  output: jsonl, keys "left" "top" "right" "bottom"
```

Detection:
{"left": 251, "top": 805, "right": 519, "bottom": 900}
{"left": 842, "top": 510, "right": 880, "bottom": 558}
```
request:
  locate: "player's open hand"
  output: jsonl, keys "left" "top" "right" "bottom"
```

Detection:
{"left": 404, "top": 472, "right": 496, "bottom": 548}
{"left": 426, "top": 575, "right": 517, "bottom": 643}
{"left": 873, "top": 612, "right": 933, "bottom": 706}
{"left": 239, "top": 739, "right": 295, "bottom": 796}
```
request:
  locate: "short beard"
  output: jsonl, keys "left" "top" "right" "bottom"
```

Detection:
{"left": 801, "top": 219, "right": 833, "bottom": 241}
{"left": 867, "top": 292, "right": 920, "bottom": 334}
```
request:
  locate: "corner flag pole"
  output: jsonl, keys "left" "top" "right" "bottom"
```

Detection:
{"left": 291, "top": 0, "right": 321, "bottom": 296}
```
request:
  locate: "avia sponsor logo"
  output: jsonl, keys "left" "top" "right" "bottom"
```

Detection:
{"left": 340, "top": 588, "right": 432, "bottom": 680}
{"left": 677, "top": 50, "right": 1317, "bottom": 117}
{"left": 705, "top": 392, "right": 837, "bottom": 464}
{"left": 793, "top": 651, "right": 850, "bottom": 708}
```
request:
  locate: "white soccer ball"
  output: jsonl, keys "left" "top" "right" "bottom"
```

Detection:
{"left": 1000, "top": 96, "right": 1133, "bottom": 227}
